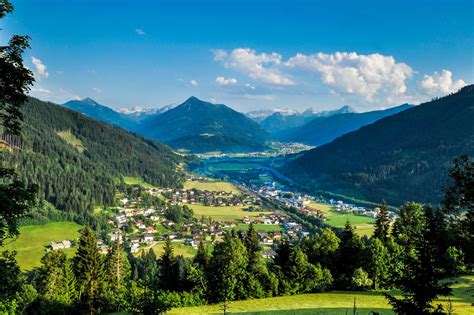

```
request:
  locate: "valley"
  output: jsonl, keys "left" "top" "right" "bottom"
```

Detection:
{"left": 1, "top": 2, "right": 472, "bottom": 313}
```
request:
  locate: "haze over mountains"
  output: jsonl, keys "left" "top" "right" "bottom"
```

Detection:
{"left": 60, "top": 96, "right": 416, "bottom": 154}
{"left": 277, "top": 104, "right": 413, "bottom": 146}
{"left": 285, "top": 85, "right": 474, "bottom": 205}
{"left": 259, "top": 105, "right": 355, "bottom": 135}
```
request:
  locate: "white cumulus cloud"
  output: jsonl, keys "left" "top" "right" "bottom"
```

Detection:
{"left": 31, "top": 56, "right": 49, "bottom": 78}
{"left": 92, "top": 87, "right": 103, "bottom": 94}
{"left": 285, "top": 52, "right": 413, "bottom": 102}
{"left": 213, "top": 48, "right": 294, "bottom": 86}
{"left": 135, "top": 28, "right": 146, "bottom": 36}
{"left": 216, "top": 76, "right": 238, "bottom": 86}
{"left": 420, "top": 69, "right": 466, "bottom": 96}
{"left": 31, "top": 87, "right": 51, "bottom": 94}
{"left": 190, "top": 79, "right": 198, "bottom": 86}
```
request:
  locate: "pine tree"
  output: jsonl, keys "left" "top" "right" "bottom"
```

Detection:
{"left": 158, "top": 237, "right": 176, "bottom": 291}
{"left": 337, "top": 220, "right": 364, "bottom": 288}
{"left": 373, "top": 202, "right": 391, "bottom": 243}
{"left": 385, "top": 205, "right": 451, "bottom": 314}
{"left": 244, "top": 223, "right": 270, "bottom": 298}
{"left": 37, "top": 250, "right": 67, "bottom": 301}
{"left": 367, "top": 238, "right": 389, "bottom": 289}
{"left": 74, "top": 227, "right": 104, "bottom": 314}
{"left": 244, "top": 223, "right": 261, "bottom": 255}
{"left": 102, "top": 238, "right": 131, "bottom": 312}
{"left": 61, "top": 259, "right": 78, "bottom": 306}
{"left": 207, "top": 233, "right": 249, "bottom": 303}
{"left": 105, "top": 238, "right": 131, "bottom": 285}
{"left": 443, "top": 155, "right": 474, "bottom": 266}
{"left": 194, "top": 241, "right": 210, "bottom": 268}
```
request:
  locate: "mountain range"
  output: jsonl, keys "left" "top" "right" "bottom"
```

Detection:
{"left": 63, "top": 96, "right": 270, "bottom": 153}
{"left": 277, "top": 104, "right": 413, "bottom": 146}
{"left": 138, "top": 97, "right": 270, "bottom": 153}
{"left": 246, "top": 108, "right": 299, "bottom": 123}
{"left": 63, "top": 98, "right": 139, "bottom": 130}
{"left": 285, "top": 85, "right": 474, "bottom": 205}
{"left": 259, "top": 105, "right": 355, "bottom": 135}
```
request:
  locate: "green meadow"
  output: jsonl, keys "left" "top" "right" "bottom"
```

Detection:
{"left": 311, "top": 202, "right": 376, "bottom": 237}
{"left": 189, "top": 204, "right": 271, "bottom": 221}
{"left": 184, "top": 179, "right": 241, "bottom": 194}
{"left": 3, "top": 222, "right": 83, "bottom": 271}
{"left": 169, "top": 276, "right": 474, "bottom": 315}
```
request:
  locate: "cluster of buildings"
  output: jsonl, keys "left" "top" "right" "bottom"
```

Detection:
{"left": 50, "top": 240, "right": 72, "bottom": 251}
{"left": 168, "top": 188, "right": 261, "bottom": 207}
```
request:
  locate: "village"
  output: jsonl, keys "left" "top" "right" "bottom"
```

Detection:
{"left": 49, "top": 176, "right": 397, "bottom": 259}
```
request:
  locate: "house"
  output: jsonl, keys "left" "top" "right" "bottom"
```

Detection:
{"left": 130, "top": 236, "right": 140, "bottom": 244}
{"left": 261, "top": 237, "right": 274, "bottom": 246}
{"left": 62, "top": 240, "right": 72, "bottom": 248}
{"left": 51, "top": 242, "right": 65, "bottom": 251}
{"left": 143, "top": 234, "right": 154, "bottom": 244}
{"left": 131, "top": 243, "right": 139, "bottom": 253}
{"left": 145, "top": 226, "right": 156, "bottom": 233}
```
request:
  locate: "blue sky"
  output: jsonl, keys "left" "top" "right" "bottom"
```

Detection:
{"left": 2, "top": 0, "right": 473, "bottom": 112}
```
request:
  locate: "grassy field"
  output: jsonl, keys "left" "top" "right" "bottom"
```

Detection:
{"left": 138, "top": 241, "right": 197, "bottom": 259}
{"left": 184, "top": 180, "right": 241, "bottom": 194}
{"left": 56, "top": 130, "right": 85, "bottom": 152}
{"left": 169, "top": 276, "right": 474, "bottom": 314}
{"left": 189, "top": 204, "right": 271, "bottom": 221}
{"left": 3, "top": 222, "right": 83, "bottom": 271}
{"left": 310, "top": 202, "right": 376, "bottom": 237}
{"left": 236, "top": 223, "right": 283, "bottom": 232}
{"left": 123, "top": 176, "right": 160, "bottom": 189}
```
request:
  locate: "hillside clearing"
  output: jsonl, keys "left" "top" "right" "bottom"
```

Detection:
{"left": 3, "top": 222, "right": 82, "bottom": 271}
{"left": 56, "top": 130, "right": 85, "bottom": 152}
{"left": 123, "top": 176, "right": 160, "bottom": 189}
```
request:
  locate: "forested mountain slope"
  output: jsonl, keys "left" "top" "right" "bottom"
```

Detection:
{"left": 139, "top": 96, "right": 270, "bottom": 153}
{"left": 0, "top": 97, "right": 184, "bottom": 215}
{"left": 285, "top": 86, "right": 474, "bottom": 205}
{"left": 278, "top": 104, "right": 412, "bottom": 146}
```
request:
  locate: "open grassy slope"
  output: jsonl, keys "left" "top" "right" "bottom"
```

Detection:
{"left": 169, "top": 276, "right": 474, "bottom": 314}
{"left": 3, "top": 222, "right": 83, "bottom": 271}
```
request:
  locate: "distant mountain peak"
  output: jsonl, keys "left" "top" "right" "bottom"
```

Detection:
{"left": 81, "top": 97, "right": 99, "bottom": 105}
{"left": 185, "top": 96, "right": 203, "bottom": 104}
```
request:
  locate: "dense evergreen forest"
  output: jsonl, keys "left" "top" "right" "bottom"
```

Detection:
{"left": 0, "top": 97, "right": 185, "bottom": 220}
{"left": 285, "top": 85, "right": 474, "bottom": 205}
